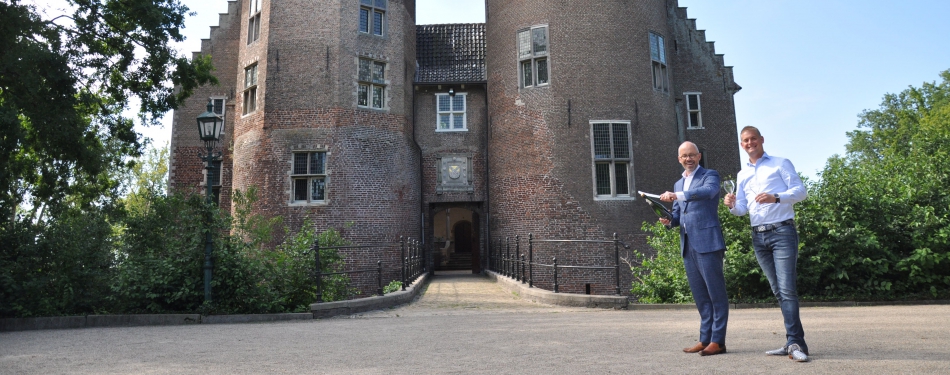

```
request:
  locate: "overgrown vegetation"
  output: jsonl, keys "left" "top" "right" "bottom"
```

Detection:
{"left": 0, "top": 145, "right": 351, "bottom": 318}
{"left": 631, "top": 70, "right": 950, "bottom": 303}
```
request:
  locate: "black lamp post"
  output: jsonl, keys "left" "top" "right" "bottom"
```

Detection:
{"left": 196, "top": 100, "right": 224, "bottom": 303}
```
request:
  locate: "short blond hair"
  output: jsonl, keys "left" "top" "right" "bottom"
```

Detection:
{"left": 740, "top": 126, "right": 761, "bottom": 137}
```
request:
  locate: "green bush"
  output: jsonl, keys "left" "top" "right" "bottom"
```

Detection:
{"left": 1, "top": 207, "right": 117, "bottom": 317}
{"left": 629, "top": 221, "right": 691, "bottom": 304}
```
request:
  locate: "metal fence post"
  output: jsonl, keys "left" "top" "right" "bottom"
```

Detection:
{"left": 377, "top": 260, "right": 384, "bottom": 296}
{"left": 505, "top": 236, "right": 511, "bottom": 277}
{"left": 528, "top": 233, "right": 534, "bottom": 288}
{"left": 400, "top": 237, "right": 407, "bottom": 291}
{"left": 614, "top": 232, "right": 621, "bottom": 295}
{"left": 553, "top": 257, "right": 559, "bottom": 293}
{"left": 313, "top": 238, "right": 323, "bottom": 303}
{"left": 515, "top": 235, "right": 520, "bottom": 279}
{"left": 521, "top": 254, "right": 526, "bottom": 284}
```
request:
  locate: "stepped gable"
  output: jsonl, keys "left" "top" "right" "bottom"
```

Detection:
{"left": 673, "top": 4, "right": 742, "bottom": 93}
{"left": 415, "top": 23, "right": 486, "bottom": 83}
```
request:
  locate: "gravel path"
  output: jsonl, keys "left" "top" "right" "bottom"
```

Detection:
{"left": 2, "top": 271, "right": 948, "bottom": 374}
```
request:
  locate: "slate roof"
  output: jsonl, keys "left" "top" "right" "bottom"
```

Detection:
{"left": 416, "top": 23, "right": 486, "bottom": 84}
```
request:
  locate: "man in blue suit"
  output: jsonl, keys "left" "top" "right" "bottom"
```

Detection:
{"left": 659, "top": 141, "right": 729, "bottom": 356}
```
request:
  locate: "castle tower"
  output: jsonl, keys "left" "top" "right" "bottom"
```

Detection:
{"left": 170, "top": 0, "right": 422, "bottom": 248}
{"left": 171, "top": 0, "right": 741, "bottom": 295}
{"left": 484, "top": 0, "right": 740, "bottom": 292}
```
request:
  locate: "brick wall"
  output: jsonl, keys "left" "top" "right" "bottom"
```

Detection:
{"left": 171, "top": 0, "right": 741, "bottom": 298}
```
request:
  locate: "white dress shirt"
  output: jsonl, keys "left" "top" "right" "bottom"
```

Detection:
{"left": 729, "top": 152, "right": 807, "bottom": 226}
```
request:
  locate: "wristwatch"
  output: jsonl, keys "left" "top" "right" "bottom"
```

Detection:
{"left": 774, "top": 194, "right": 781, "bottom": 203}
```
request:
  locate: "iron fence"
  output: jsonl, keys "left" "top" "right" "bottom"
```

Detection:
{"left": 312, "top": 236, "right": 425, "bottom": 303}
{"left": 488, "top": 233, "right": 629, "bottom": 295}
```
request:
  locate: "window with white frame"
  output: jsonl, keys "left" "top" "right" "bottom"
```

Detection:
{"left": 591, "top": 122, "right": 633, "bottom": 198}
{"left": 358, "top": 58, "right": 386, "bottom": 109}
{"left": 243, "top": 64, "right": 258, "bottom": 115}
{"left": 211, "top": 96, "right": 226, "bottom": 117}
{"left": 247, "top": 0, "right": 261, "bottom": 44}
{"left": 686, "top": 92, "right": 702, "bottom": 129}
{"left": 292, "top": 151, "right": 327, "bottom": 203}
{"left": 436, "top": 93, "right": 466, "bottom": 131}
{"left": 518, "top": 25, "right": 549, "bottom": 88}
{"left": 209, "top": 160, "right": 223, "bottom": 205}
{"left": 359, "top": 0, "right": 386, "bottom": 36}
{"left": 649, "top": 32, "right": 668, "bottom": 92}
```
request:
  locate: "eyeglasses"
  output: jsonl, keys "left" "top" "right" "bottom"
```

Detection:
{"left": 679, "top": 153, "right": 700, "bottom": 160}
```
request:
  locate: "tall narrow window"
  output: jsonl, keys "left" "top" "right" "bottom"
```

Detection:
{"left": 518, "top": 25, "right": 549, "bottom": 88}
{"left": 359, "top": 0, "right": 386, "bottom": 36}
{"left": 247, "top": 0, "right": 261, "bottom": 44}
{"left": 649, "top": 32, "right": 668, "bottom": 92}
{"left": 591, "top": 122, "right": 633, "bottom": 198}
{"left": 436, "top": 93, "right": 467, "bottom": 131}
{"left": 292, "top": 151, "right": 327, "bottom": 203}
{"left": 358, "top": 58, "right": 386, "bottom": 109}
{"left": 209, "top": 160, "right": 223, "bottom": 205}
{"left": 685, "top": 92, "right": 702, "bottom": 129}
{"left": 243, "top": 64, "right": 258, "bottom": 115}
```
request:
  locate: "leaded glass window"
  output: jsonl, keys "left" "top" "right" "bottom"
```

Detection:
{"left": 359, "top": 0, "right": 386, "bottom": 36}
{"left": 292, "top": 152, "right": 327, "bottom": 203}
{"left": 358, "top": 58, "right": 385, "bottom": 109}
{"left": 591, "top": 122, "right": 634, "bottom": 198}
{"left": 518, "top": 25, "right": 550, "bottom": 88}
{"left": 436, "top": 93, "right": 467, "bottom": 131}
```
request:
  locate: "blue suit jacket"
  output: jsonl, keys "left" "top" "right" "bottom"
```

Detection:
{"left": 668, "top": 167, "right": 726, "bottom": 256}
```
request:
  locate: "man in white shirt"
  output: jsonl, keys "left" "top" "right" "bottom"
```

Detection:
{"left": 723, "top": 126, "right": 810, "bottom": 362}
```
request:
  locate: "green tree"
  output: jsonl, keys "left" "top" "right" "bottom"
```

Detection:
{"left": 796, "top": 69, "right": 950, "bottom": 299}
{"left": 0, "top": 0, "right": 216, "bottom": 218}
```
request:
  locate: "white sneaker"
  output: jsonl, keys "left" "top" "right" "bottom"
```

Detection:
{"left": 788, "top": 344, "right": 809, "bottom": 362}
{"left": 765, "top": 346, "right": 787, "bottom": 356}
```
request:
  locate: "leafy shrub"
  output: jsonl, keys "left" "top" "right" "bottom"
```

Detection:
{"left": 383, "top": 280, "right": 402, "bottom": 294}
{"left": 629, "top": 221, "right": 691, "bottom": 303}
{"left": 1, "top": 207, "right": 117, "bottom": 317}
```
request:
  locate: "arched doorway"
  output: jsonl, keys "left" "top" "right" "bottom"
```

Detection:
{"left": 432, "top": 206, "right": 481, "bottom": 273}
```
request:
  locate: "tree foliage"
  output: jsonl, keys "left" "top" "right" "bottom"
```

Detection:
{"left": 796, "top": 69, "right": 950, "bottom": 299}
{"left": 0, "top": 0, "right": 216, "bottom": 217}
{"left": 631, "top": 70, "right": 950, "bottom": 303}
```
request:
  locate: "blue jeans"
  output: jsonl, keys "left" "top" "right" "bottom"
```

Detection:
{"left": 751, "top": 223, "right": 808, "bottom": 354}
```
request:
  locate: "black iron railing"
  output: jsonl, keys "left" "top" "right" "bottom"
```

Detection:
{"left": 312, "top": 236, "right": 425, "bottom": 303}
{"left": 488, "top": 233, "right": 629, "bottom": 295}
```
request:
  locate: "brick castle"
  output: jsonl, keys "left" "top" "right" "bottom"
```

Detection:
{"left": 169, "top": 0, "right": 741, "bottom": 296}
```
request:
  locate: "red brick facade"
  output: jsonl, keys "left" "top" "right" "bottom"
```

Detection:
{"left": 170, "top": 0, "right": 740, "bottom": 297}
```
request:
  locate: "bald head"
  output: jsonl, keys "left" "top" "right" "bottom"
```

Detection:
{"left": 679, "top": 141, "right": 699, "bottom": 155}
{"left": 678, "top": 141, "right": 701, "bottom": 173}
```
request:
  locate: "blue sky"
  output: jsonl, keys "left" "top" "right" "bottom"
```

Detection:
{"left": 150, "top": 0, "right": 949, "bottom": 179}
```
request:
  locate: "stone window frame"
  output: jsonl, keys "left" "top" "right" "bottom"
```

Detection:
{"left": 290, "top": 150, "right": 329, "bottom": 205}
{"left": 590, "top": 120, "right": 635, "bottom": 200}
{"left": 242, "top": 63, "right": 258, "bottom": 116}
{"left": 357, "top": 58, "right": 387, "bottom": 110}
{"left": 685, "top": 92, "right": 703, "bottom": 129}
{"left": 518, "top": 25, "right": 550, "bottom": 89}
{"left": 435, "top": 93, "right": 467, "bottom": 132}
{"left": 359, "top": 0, "right": 387, "bottom": 37}
{"left": 649, "top": 31, "right": 669, "bottom": 92}
{"left": 247, "top": 0, "right": 262, "bottom": 45}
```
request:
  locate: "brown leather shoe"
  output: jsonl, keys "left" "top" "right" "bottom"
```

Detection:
{"left": 699, "top": 342, "right": 727, "bottom": 356}
{"left": 682, "top": 342, "right": 708, "bottom": 353}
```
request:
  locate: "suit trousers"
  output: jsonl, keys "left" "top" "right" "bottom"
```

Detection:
{"left": 683, "top": 235, "right": 729, "bottom": 346}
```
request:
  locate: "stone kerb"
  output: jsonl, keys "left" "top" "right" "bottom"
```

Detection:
{"left": 486, "top": 270, "right": 628, "bottom": 309}
{"left": 310, "top": 272, "right": 431, "bottom": 318}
